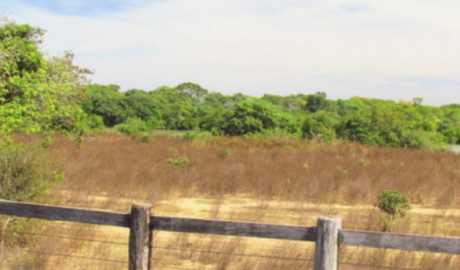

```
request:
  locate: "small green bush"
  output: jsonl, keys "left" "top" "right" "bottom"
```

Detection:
{"left": 183, "top": 131, "right": 197, "bottom": 140}
{"left": 376, "top": 189, "right": 411, "bottom": 232}
{"left": 40, "top": 135, "right": 54, "bottom": 149}
{"left": 168, "top": 155, "right": 189, "bottom": 168}
{"left": 131, "top": 132, "right": 152, "bottom": 143}
{"left": 220, "top": 149, "right": 231, "bottom": 159}
{"left": 115, "top": 117, "right": 152, "bottom": 135}
{"left": 0, "top": 143, "right": 64, "bottom": 202}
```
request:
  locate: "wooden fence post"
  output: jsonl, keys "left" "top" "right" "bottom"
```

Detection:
{"left": 314, "top": 217, "right": 341, "bottom": 270}
{"left": 129, "top": 204, "right": 153, "bottom": 270}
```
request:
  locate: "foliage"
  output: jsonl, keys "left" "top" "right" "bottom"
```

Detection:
{"left": 115, "top": 117, "right": 153, "bottom": 135}
{"left": 168, "top": 155, "right": 189, "bottom": 168}
{"left": 301, "top": 110, "right": 340, "bottom": 142}
{"left": 220, "top": 149, "right": 231, "bottom": 159}
{"left": 0, "top": 21, "right": 91, "bottom": 135}
{"left": 221, "top": 99, "right": 298, "bottom": 136}
{"left": 0, "top": 142, "right": 63, "bottom": 202}
{"left": 376, "top": 190, "right": 411, "bottom": 232}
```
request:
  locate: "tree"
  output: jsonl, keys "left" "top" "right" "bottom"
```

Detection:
{"left": 221, "top": 99, "right": 298, "bottom": 136}
{"left": 304, "top": 92, "right": 329, "bottom": 113}
{"left": 302, "top": 111, "right": 340, "bottom": 142}
{"left": 175, "top": 82, "right": 208, "bottom": 104}
{"left": 0, "top": 20, "right": 91, "bottom": 135}
{"left": 376, "top": 190, "right": 411, "bottom": 232}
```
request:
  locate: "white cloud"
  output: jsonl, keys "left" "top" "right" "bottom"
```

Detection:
{"left": 2, "top": 0, "right": 460, "bottom": 105}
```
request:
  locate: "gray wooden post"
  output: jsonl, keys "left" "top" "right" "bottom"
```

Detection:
{"left": 314, "top": 217, "right": 341, "bottom": 270}
{"left": 129, "top": 204, "right": 153, "bottom": 270}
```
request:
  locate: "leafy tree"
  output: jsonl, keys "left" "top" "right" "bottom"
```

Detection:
{"left": 175, "top": 82, "right": 208, "bottom": 104}
{"left": 376, "top": 190, "right": 411, "bottom": 232}
{"left": 302, "top": 111, "right": 340, "bottom": 142}
{"left": 221, "top": 99, "right": 298, "bottom": 136}
{"left": 82, "top": 84, "right": 126, "bottom": 127}
{"left": 304, "top": 92, "right": 329, "bottom": 113}
{"left": 0, "top": 20, "right": 91, "bottom": 135}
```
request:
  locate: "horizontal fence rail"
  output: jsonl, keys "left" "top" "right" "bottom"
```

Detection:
{"left": 1, "top": 199, "right": 460, "bottom": 270}
{"left": 340, "top": 229, "right": 460, "bottom": 254}
{"left": 152, "top": 216, "right": 316, "bottom": 241}
{"left": 0, "top": 200, "right": 129, "bottom": 227}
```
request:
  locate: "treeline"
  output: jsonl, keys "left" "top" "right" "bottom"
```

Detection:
{"left": 2, "top": 20, "right": 460, "bottom": 150}
{"left": 82, "top": 82, "right": 460, "bottom": 150}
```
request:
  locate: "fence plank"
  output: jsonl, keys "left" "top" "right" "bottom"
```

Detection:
{"left": 152, "top": 216, "right": 316, "bottom": 241}
{"left": 340, "top": 229, "right": 460, "bottom": 254}
{"left": 0, "top": 200, "right": 129, "bottom": 227}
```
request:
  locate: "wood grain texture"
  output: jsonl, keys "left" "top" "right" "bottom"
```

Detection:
{"left": 152, "top": 216, "right": 316, "bottom": 241}
{"left": 129, "top": 204, "right": 152, "bottom": 270}
{"left": 0, "top": 200, "right": 129, "bottom": 227}
{"left": 314, "top": 217, "right": 341, "bottom": 270}
{"left": 340, "top": 230, "right": 460, "bottom": 254}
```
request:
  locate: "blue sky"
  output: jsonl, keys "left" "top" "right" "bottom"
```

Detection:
{"left": 2, "top": 0, "right": 460, "bottom": 106}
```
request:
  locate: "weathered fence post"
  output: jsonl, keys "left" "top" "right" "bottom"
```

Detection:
{"left": 129, "top": 204, "right": 153, "bottom": 270}
{"left": 314, "top": 217, "right": 341, "bottom": 270}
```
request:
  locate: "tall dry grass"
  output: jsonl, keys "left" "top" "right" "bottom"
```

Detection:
{"left": 49, "top": 135, "right": 460, "bottom": 208}
{"left": 8, "top": 134, "right": 460, "bottom": 269}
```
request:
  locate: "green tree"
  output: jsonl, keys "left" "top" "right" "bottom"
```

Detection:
{"left": 304, "top": 92, "right": 329, "bottom": 113}
{"left": 221, "top": 99, "right": 298, "bottom": 136}
{"left": 376, "top": 190, "right": 411, "bottom": 232}
{"left": 175, "top": 82, "right": 208, "bottom": 104}
{"left": 302, "top": 111, "right": 340, "bottom": 142}
{"left": 0, "top": 20, "right": 91, "bottom": 135}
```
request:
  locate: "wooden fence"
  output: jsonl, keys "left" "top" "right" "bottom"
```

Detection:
{"left": 0, "top": 199, "right": 459, "bottom": 270}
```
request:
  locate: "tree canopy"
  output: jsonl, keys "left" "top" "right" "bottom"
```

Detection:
{"left": 0, "top": 20, "right": 91, "bottom": 135}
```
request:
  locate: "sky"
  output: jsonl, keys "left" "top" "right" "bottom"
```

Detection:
{"left": 2, "top": 0, "right": 460, "bottom": 106}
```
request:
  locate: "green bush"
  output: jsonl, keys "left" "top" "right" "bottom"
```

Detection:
{"left": 131, "top": 132, "right": 152, "bottom": 143}
{"left": 376, "top": 190, "right": 411, "bottom": 232}
{"left": 220, "top": 149, "right": 231, "bottom": 159}
{"left": 0, "top": 143, "right": 64, "bottom": 202}
{"left": 168, "top": 155, "right": 189, "bottom": 168}
{"left": 115, "top": 117, "right": 152, "bottom": 135}
{"left": 183, "top": 131, "right": 198, "bottom": 140}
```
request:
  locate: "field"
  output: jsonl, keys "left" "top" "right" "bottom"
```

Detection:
{"left": 4, "top": 134, "right": 460, "bottom": 269}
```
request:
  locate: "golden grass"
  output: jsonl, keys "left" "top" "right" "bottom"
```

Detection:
{"left": 7, "top": 134, "right": 460, "bottom": 269}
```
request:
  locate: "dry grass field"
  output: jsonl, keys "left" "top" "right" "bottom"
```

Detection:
{"left": 5, "top": 134, "right": 460, "bottom": 269}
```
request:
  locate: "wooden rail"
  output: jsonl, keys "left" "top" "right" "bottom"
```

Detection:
{"left": 1, "top": 199, "right": 459, "bottom": 270}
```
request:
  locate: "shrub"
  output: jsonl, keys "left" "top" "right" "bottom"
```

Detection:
{"left": 0, "top": 143, "right": 64, "bottom": 202}
{"left": 115, "top": 117, "right": 152, "bottom": 135}
{"left": 220, "top": 149, "right": 231, "bottom": 159}
{"left": 131, "top": 132, "right": 152, "bottom": 143}
{"left": 183, "top": 131, "right": 198, "bottom": 140}
{"left": 168, "top": 155, "right": 189, "bottom": 168}
{"left": 376, "top": 190, "right": 411, "bottom": 232}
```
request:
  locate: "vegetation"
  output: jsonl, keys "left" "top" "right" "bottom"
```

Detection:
{"left": 376, "top": 190, "right": 412, "bottom": 232}
{"left": 0, "top": 20, "right": 91, "bottom": 136}
{"left": 28, "top": 135, "right": 460, "bottom": 269}
{"left": 3, "top": 17, "right": 460, "bottom": 270}
{"left": 0, "top": 142, "right": 63, "bottom": 202}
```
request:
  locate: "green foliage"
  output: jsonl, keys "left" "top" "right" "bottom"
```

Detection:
{"left": 168, "top": 155, "right": 189, "bottom": 168}
{"left": 39, "top": 134, "right": 54, "bottom": 149}
{"left": 0, "top": 142, "right": 63, "bottom": 202}
{"left": 221, "top": 99, "right": 298, "bottom": 136}
{"left": 302, "top": 111, "right": 340, "bottom": 142}
{"left": 220, "top": 149, "right": 231, "bottom": 159}
{"left": 0, "top": 21, "right": 91, "bottom": 135}
{"left": 304, "top": 92, "right": 329, "bottom": 112}
{"left": 183, "top": 131, "right": 198, "bottom": 140}
{"left": 131, "top": 132, "right": 152, "bottom": 143}
{"left": 115, "top": 117, "right": 153, "bottom": 135}
{"left": 376, "top": 190, "right": 411, "bottom": 232}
